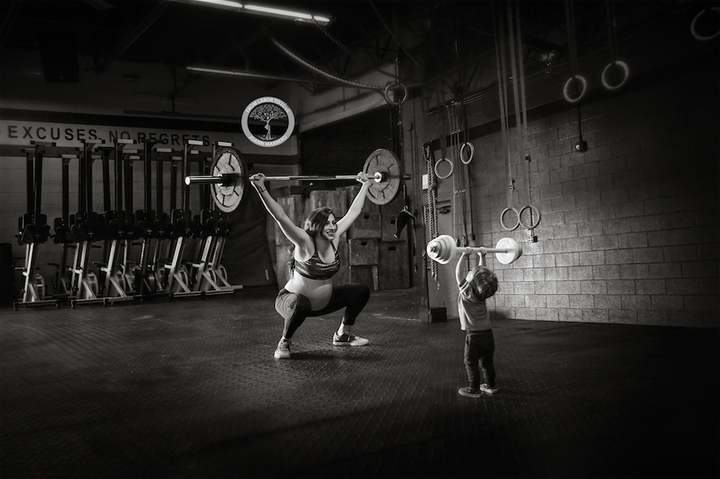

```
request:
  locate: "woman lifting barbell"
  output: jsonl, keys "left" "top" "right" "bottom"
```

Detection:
{"left": 250, "top": 171, "right": 374, "bottom": 359}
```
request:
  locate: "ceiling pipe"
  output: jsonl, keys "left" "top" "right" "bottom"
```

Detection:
{"left": 186, "top": 65, "right": 373, "bottom": 89}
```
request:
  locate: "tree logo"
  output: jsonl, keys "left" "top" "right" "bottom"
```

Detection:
{"left": 241, "top": 96, "right": 295, "bottom": 148}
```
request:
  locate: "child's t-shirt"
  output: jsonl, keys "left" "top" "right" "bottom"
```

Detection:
{"left": 458, "top": 279, "right": 492, "bottom": 331}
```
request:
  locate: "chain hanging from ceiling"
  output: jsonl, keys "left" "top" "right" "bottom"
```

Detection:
{"left": 422, "top": 143, "right": 439, "bottom": 283}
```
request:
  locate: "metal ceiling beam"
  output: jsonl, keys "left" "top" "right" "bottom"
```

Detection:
{"left": 95, "top": 1, "right": 171, "bottom": 72}
{"left": 0, "top": 0, "right": 25, "bottom": 49}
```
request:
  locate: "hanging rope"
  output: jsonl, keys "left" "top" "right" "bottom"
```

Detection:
{"left": 493, "top": 1, "right": 519, "bottom": 231}
{"left": 447, "top": 102, "right": 469, "bottom": 246}
{"left": 314, "top": 22, "right": 399, "bottom": 81}
{"left": 313, "top": 19, "right": 420, "bottom": 99}
{"left": 268, "top": 33, "right": 384, "bottom": 92}
{"left": 451, "top": 24, "right": 475, "bottom": 240}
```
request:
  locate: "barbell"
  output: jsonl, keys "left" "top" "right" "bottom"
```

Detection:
{"left": 185, "top": 146, "right": 406, "bottom": 212}
{"left": 426, "top": 234, "right": 523, "bottom": 265}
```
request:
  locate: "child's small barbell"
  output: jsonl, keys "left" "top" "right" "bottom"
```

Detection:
{"left": 426, "top": 235, "right": 523, "bottom": 265}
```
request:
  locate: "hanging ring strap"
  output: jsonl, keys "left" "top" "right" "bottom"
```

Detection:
{"left": 437, "top": 88, "right": 449, "bottom": 172}
{"left": 519, "top": 204, "right": 541, "bottom": 229}
{"left": 449, "top": 103, "right": 468, "bottom": 241}
{"left": 384, "top": 82, "right": 409, "bottom": 105}
{"left": 563, "top": 0, "right": 588, "bottom": 103}
{"left": 507, "top": 0, "right": 525, "bottom": 187}
{"left": 501, "top": 207, "right": 520, "bottom": 231}
{"left": 460, "top": 97, "right": 474, "bottom": 165}
{"left": 493, "top": 2, "right": 518, "bottom": 232}
{"left": 435, "top": 157, "right": 454, "bottom": 180}
{"left": 446, "top": 103, "right": 459, "bottom": 239}
{"left": 563, "top": 75, "right": 588, "bottom": 102}
{"left": 515, "top": 1, "right": 528, "bottom": 143}
{"left": 602, "top": 0, "right": 630, "bottom": 91}
{"left": 514, "top": 3, "right": 540, "bottom": 231}
{"left": 691, "top": 7, "right": 720, "bottom": 41}
{"left": 507, "top": 0, "right": 526, "bottom": 183}
{"left": 601, "top": 61, "right": 629, "bottom": 91}
{"left": 507, "top": 0, "right": 522, "bottom": 138}
{"left": 460, "top": 142, "right": 474, "bottom": 164}
{"left": 458, "top": 51, "right": 474, "bottom": 166}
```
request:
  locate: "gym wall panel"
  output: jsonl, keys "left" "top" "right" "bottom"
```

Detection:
{"left": 444, "top": 56, "right": 718, "bottom": 327}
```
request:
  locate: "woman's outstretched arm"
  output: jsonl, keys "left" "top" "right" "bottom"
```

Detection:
{"left": 335, "top": 173, "right": 373, "bottom": 237}
{"left": 250, "top": 173, "right": 308, "bottom": 246}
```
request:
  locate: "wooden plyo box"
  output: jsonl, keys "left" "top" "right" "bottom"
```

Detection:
{"left": 348, "top": 213, "right": 381, "bottom": 239}
{"left": 349, "top": 265, "right": 378, "bottom": 291}
{"left": 349, "top": 239, "right": 379, "bottom": 266}
{"left": 378, "top": 241, "right": 409, "bottom": 290}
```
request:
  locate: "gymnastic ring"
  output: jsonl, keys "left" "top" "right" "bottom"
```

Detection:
{"left": 691, "top": 7, "right": 720, "bottom": 41}
{"left": 384, "top": 82, "right": 409, "bottom": 105}
{"left": 500, "top": 207, "right": 520, "bottom": 231}
{"left": 562, "top": 75, "right": 588, "bottom": 103}
{"left": 434, "top": 157, "right": 454, "bottom": 179}
{"left": 601, "top": 60, "right": 630, "bottom": 91}
{"left": 519, "top": 204, "right": 542, "bottom": 229}
{"left": 460, "top": 142, "right": 475, "bottom": 165}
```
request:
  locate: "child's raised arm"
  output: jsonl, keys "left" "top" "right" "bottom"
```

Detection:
{"left": 455, "top": 251, "right": 470, "bottom": 286}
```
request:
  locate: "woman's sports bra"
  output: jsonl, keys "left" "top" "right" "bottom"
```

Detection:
{"left": 292, "top": 242, "right": 340, "bottom": 280}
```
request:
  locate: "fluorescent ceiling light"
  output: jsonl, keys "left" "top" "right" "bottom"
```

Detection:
{"left": 243, "top": 4, "right": 330, "bottom": 24}
{"left": 167, "top": 0, "right": 330, "bottom": 25}
{"left": 190, "top": 0, "right": 242, "bottom": 9}
{"left": 244, "top": 4, "right": 311, "bottom": 20}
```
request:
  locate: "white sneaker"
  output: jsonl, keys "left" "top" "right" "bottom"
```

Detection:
{"left": 479, "top": 383, "right": 498, "bottom": 395}
{"left": 274, "top": 338, "right": 291, "bottom": 359}
{"left": 458, "top": 387, "right": 483, "bottom": 398}
{"left": 332, "top": 332, "right": 369, "bottom": 346}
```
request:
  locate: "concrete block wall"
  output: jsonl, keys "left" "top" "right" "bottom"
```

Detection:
{"left": 467, "top": 64, "right": 719, "bottom": 328}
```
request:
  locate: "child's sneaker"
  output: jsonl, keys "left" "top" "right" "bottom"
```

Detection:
{"left": 274, "top": 338, "right": 291, "bottom": 359}
{"left": 458, "top": 387, "right": 483, "bottom": 398}
{"left": 332, "top": 332, "right": 369, "bottom": 346}
{"left": 479, "top": 383, "right": 498, "bottom": 395}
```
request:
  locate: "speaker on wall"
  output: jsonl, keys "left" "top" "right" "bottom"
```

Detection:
{"left": 39, "top": 31, "right": 80, "bottom": 83}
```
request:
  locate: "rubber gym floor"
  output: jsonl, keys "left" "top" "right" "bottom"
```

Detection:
{"left": 1, "top": 287, "right": 718, "bottom": 479}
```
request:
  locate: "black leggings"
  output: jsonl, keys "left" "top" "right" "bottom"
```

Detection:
{"left": 274, "top": 283, "right": 371, "bottom": 339}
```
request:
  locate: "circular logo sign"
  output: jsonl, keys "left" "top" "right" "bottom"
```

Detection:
{"left": 241, "top": 96, "right": 295, "bottom": 148}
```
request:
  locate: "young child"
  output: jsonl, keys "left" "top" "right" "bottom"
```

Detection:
{"left": 455, "top": 250, "right": 500, "bottom": 398}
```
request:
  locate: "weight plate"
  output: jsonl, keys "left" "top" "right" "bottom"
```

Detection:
{"left": 211, "top": 147, "right": 246, "bottom": 213}
{"left": 495, "top": 237, "right": 522, "bottom": 265}
{"left": 363, "top": 149, "right": 401, "bottom": 206}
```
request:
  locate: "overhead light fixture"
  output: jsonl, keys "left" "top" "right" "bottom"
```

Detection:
{"left": 192, "top": 0, "right": 243, "bottom": 9}
{"left": 243, "top": 4, "right": 330, "bottom": 24}
{"left": 166, "top": 0, "right": 330, "bottom": 25}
